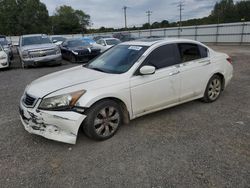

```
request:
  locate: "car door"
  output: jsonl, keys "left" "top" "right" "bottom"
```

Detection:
{"left": 130, "top": 44, "right": 181, "bottom": 117}
{"left": 177, "top": 43, "right": 211, "bottom": 101}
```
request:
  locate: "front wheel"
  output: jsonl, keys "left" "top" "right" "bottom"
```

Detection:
{"left": 202, "top": 75, "right": 222, "bottom": 103}
{"left": 70, "top": 53, "right": 77, "bottom": 63}
{"left": 83, "top": 100, "right": 123, "bottom": 141}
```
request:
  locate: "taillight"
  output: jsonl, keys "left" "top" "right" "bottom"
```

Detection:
{"left": 226, "top": 57, "right": 232, "bottom": 64}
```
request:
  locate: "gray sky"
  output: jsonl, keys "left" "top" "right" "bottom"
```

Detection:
{"left": 40, "top": 0, "right": 241, "bottom": 28}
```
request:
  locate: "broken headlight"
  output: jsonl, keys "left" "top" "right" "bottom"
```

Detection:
{"left": 39, "top": 90, "right": 86, "bottom": 110}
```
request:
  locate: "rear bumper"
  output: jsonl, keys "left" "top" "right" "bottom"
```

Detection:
{"left": 22, "top": 54, "right": 62, "bottom": 66}
{"left": 19, "top": 100, "right": 86, "bottom": 144}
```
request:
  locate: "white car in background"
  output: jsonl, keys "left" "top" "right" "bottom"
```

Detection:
{"left": 0, "top": 45, "right": 9, "bottom": 69}
{"left": 96, "top": 38, "right": 121, "bottom": 51}
{"left": 51, "top": 36, "right": 67, "bottom": 46}
{"left": 19, "top": 38, "right": 233, "bottom": 144}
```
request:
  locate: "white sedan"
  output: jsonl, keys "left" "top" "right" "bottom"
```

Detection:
{"left": 19, "top": 38, "right": 233, "bottom": 144}
{"left": 96, "top": 38, "right": 121, "bottom": 51}
{"left": 0, "top": 45, "right": 9, "bottom": 69}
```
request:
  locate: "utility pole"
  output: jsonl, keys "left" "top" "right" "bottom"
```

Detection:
{"left": 123, "top": 6, "right": 128, "bottom": 28}
{"left": 177, "top": 1, "right": 184, "bottom": 36}
{"left": 146, "top": 10, "right": 152, "bottom": 25}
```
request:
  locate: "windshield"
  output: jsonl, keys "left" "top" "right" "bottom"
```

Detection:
{"left": 68, "top": 40, "right": 89, "bottom": 47}
{"left": 0, "top": 38, "right": 8, "bottom": 45}
{"left": 86, "top": 45, "right": 148, "bottom": 74}
{"left": 22, "top": 36, "right": 51, "bottom": 46}
{"left": 106, "top": 39, "right": 120, "bottom": 45}
{"left": 82, "top": 38, "right": 95, "bottom": 44}
{"left": 52, "top": 37, "right": 66, "bottom": 42}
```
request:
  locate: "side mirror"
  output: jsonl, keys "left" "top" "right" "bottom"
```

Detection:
{"left": 139, "top": 65, "right": 156, "bottom": 75}
{"left": 53, "top": 40, "right": 57, "bottom": 43}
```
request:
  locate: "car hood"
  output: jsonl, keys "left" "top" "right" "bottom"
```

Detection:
{"left": 68, "top": 46, "right": 98, "bottom": 51}
{"left": 26, "top": 66, "right": 110, "bottom": 98}
{"left": 21, "top": 43, "right": 57, "bottom": 51}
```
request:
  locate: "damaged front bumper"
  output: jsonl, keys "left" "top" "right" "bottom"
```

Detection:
{"left": 19, "top": 100, "right": 86, "bottom": 144}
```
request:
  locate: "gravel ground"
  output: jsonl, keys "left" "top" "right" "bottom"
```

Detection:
{"left": 0, "top": 45, "right": 249, "bottom": 188}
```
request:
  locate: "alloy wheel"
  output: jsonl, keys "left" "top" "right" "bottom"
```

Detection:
{"left": 94, "top": 106, "right": 120, "bottom": 137}
{"left": 208, "top": 78, "right": 221, "bottom": 101}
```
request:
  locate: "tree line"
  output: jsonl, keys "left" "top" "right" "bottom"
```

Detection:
{"left": 0, "top": 0, "right": 249, "bottom": 36}
{"left": 0, "top": 0, "right": 90, "bottom": 35}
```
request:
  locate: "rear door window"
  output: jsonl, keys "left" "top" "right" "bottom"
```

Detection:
{"left": 199, "top": 45, "right": 208, "bottom": 58}
{"left": 144, "top": 44, "right": 180, "bottom": 69}
{"left": 178, "top": 43, "right": 201, "bottom": 63}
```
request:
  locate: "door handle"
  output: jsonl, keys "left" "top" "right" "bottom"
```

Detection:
{"left": 199, "top": 60, "right": 211, "bottom": 66}
{"left": 169, "top": 70, "right": 180, "bottom": 76}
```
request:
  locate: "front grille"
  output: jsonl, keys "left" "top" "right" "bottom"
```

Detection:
{"left": 23, "top": 93, "right": 37, "bottom": 107}
{"left": 29, "top": 48, "right": 56, "bottom": 58}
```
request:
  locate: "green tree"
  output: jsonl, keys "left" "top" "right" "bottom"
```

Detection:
{"left": 0, "top": 0, "right": 50, "bottom": 35}
{"left": 51, "top": 5, "right": 90, "bottom": 34}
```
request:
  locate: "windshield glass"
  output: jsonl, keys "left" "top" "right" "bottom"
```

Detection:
{"left": 22, "top": 35, "right": 51, "bottom": 46}
{"left": 82, "top": 38, "right": 95, "bottom": 44}
{"left": 52, "top": 37, "right": 66, "bottom": 42}
{"left": 106, "top": 39, "right": 120, "bottom": 45}
{"left": 68, "top": 40, "right": 89, "bottom": 47}
{"left": 0, "top": 38, "right": 8, "bottom": 45}
{"left": 86, "top": 45, "right": 148, "bottom": 74}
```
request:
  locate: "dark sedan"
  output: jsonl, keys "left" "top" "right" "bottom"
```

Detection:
{"left": 60, "top": 39, "right": 101, "bottom": 63}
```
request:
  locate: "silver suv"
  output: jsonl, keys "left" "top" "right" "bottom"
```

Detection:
{"left": 18, "top": 34, "right": 62, "bottom": 68}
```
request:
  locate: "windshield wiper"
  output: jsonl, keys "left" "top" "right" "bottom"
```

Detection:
{"left": 90, "top": 67, "right": 106, "bottom": 73}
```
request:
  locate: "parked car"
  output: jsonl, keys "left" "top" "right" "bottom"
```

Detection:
{"left": 81, "top": 37, "right": 96, "bottom": 45}
{"left": 113, "top": 32, "right": 137, "bottom": 42}
{"left": 51, "top": 36, "right": 66, "bottom": 46}
{"left": 19, "top": 38, "right": 233, "bottom": 144}
{"left": 93, "top": 35, "right": 113, "bottom": 41}
{"left": 0, "top": 45, "right": 9, "bottom": 69}
{"left": 96, "top": 38, "right": 121, "bottom": 51}
{"left": 18, "top": 34, "right": 62, "bottom": 68}
{"left": 60, "top": 38, "right": 101, "bottom": 63}
{"left": 0, "top": 35, "right": 13, "bottom": 60}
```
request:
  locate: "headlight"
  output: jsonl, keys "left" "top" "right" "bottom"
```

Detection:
{"left": 4, "top": 48, "right": 10, "bottom": 52}
{"left": 0, "top": 55, "right": 7, "bottom": 60}
{"left": 39, "top": 90, "right": 86, "bottom": 110}
{"left": 72, "top": 50, "right": 78, "bottom": 55}
{"left": 55, "top": 47, "right": 61, "bottom": 54}
{"left": 22, "top": 50, "right": 29, "bottom": 59}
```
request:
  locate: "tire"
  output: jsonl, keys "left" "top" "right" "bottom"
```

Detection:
{"left": 202, "top": 75, "right": 223, "bottom": 103}
{"left": 21, "top": 61, "right": 28, "bottom": 69}
{"left": 83, "top": 100, "right": 123, "bottom": 141}
{"left": 70, "top": 53, "right": 77, "bottom": 63}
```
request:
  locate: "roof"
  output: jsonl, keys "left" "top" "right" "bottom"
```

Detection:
{"left": 122, "top": 37, "right": 199, "bottom": 47}
{"left": 102, "top": 38, "right": 120, "bottom": 41}
{"left": 21, "top": 34, "right": 48, "bottom": 38}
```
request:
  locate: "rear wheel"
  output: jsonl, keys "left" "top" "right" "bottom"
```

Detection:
{"left": 83, "top": 100, "right": 122, "bottom": 141}
{"left": 202, "top": 75, "right": 222, "bottom": 103}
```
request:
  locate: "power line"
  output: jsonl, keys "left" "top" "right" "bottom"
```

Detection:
{"left": 146, "top": 10, "right": 152, "bottom": 25}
